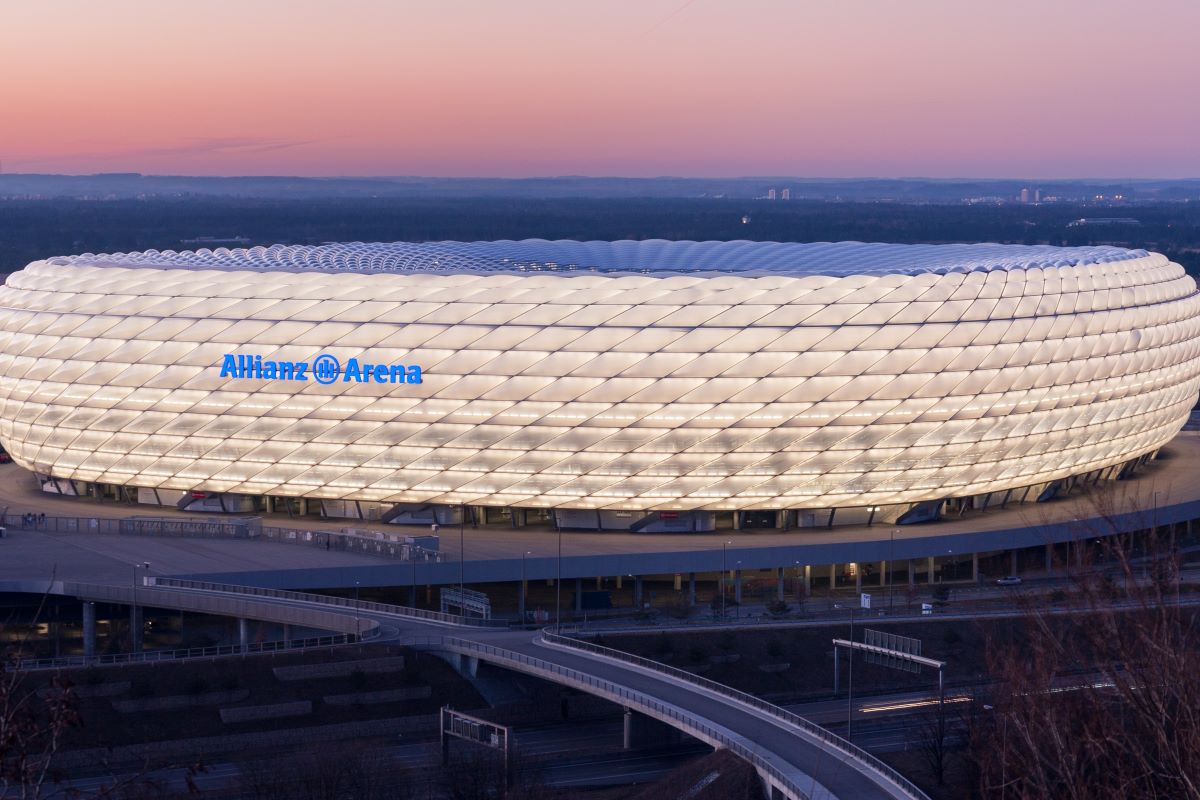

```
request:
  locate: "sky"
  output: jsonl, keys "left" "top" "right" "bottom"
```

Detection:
{"left": 2, "top": 0, "right": 1198, "bottom": 178}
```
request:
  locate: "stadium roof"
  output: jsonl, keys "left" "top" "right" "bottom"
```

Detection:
{"left": 45, "top": 240, "right": 1148, "bottom": 278}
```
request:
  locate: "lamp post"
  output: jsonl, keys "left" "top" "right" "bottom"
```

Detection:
{"left": 353, "top": 580, "right": 360, "bottom": 640}
{"left": 720, "top": 541, "right": 731, "bottom": 619}
{"left": 132, "top": 561, "right": 150, "bottom": 651}
{"left": 459, "top": 504, "right": 465, "bottom": 609}
{"left": 520, "top": 550, "right": 531, "bottom": 622}
{"left": 735, "top": 560, "right": 742, "bottom": 618}
{"left": 889, "top": 527, "right": 897, "bottom": 611}
{"left": 555, "top": 527, "right": 563, "bottom": 633}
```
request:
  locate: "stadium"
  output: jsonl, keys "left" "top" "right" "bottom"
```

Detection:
{"left": 0, "top": 239, "right": 1198, "bottom": 534}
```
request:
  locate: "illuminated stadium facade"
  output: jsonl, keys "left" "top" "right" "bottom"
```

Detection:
{"left": 0, "top": 240, "right": 1197, "bottom": 532}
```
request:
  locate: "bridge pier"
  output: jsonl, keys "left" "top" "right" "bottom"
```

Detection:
{"left": 82, "top": 601, "right": 96, "bottom": 662}
{"left": 622, "top": 707, "right": 680, "bottom": 750}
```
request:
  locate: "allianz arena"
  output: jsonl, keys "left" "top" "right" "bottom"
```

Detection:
{"left": 0, "top": 239, "right": 1198, "bottom": 531}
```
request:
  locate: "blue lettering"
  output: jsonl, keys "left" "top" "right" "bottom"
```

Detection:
{"left": 220, "top": 354, "right": 237, "bottom": 378}
{"left": 342, "top": 358, "right": 362, "bottom": 382}
{"left": 294, "top": 362, "right": 308, "bottom": 381}
{"left": 407, "top": 365, "right": 422, "bottom": 384}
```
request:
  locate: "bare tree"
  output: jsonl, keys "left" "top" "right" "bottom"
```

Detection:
{"left": 0, "top": 659, "right": 80, "bottom": 800}
{"left": 968, "top": 523, "right": 1200, "bottom": 799}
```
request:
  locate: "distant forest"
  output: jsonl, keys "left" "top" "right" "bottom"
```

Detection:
{"left": 2, "top": 196, "right": 1199, "bottom": 275}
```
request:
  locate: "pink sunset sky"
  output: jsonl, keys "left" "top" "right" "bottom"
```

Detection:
{"left": 2, "top": 0, "right": 1198, "bottom": 178}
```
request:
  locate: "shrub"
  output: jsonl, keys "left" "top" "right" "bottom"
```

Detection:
{"left": 767, "top": 599, "right": 790, "bottom": 616}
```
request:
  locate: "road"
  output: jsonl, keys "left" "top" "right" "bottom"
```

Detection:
{"left": 44, "top": 717, "right": 709, "bottom": 797}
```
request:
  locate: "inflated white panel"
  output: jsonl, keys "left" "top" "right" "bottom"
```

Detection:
{"left": 0, "top": 240, "right": 1197, "bottom": 511}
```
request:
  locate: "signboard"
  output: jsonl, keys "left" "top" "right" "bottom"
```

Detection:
{"left": 860, "top": 592, "right": 872, "bottom": 609}
{"left": 921, "top": 603, "right": 933, "bottom": 616}
{"left": 864, "top": 629, "right": 923, "bottom": 673}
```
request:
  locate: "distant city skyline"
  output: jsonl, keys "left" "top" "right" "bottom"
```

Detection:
{"left": 3, "top": 0, "right": 1198, "bottom": 178}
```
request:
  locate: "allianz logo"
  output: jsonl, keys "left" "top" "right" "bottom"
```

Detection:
{"left": 219, "top": 353, "right": 423, "bottom": 385}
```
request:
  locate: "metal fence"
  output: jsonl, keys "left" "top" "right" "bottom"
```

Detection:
{"left": 13, "top": 633, "right": 358, "bottom": 671}
{"left": 2, "top": 513, "right": 445, "bottom": 562}
{"left": 538, "top": 629, "right": 931, "bottom": 800}
{"left": 149, "top": 577, "right": 509, "bottom": 629}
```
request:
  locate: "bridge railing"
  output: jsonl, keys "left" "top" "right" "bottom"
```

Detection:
{"left": 148, "top": 577, "right": 508, "bottom": 628}
{"left": 1, "top": 513, "right": 445, "bottom": 563}
{"left": 13, "top": 633, "right": 357, "bottom": 671}
{"left": 406, "top": 635, "right": 820, "bottom": 800}
{"left": 540, "top": 629, "right": 930, "bottom": 800}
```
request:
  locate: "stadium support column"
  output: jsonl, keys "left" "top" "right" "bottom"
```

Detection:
{"left": 734, "top": 570, "right": 743, "bottom": 604}
{"left": 239, "top": 618, "right": 249, "bottom": 654}
{"left": 803, "top": 565, "right": 812, "bottom": 597}
{"left": 633, "top": 577, "right": 643, "bottom": 609}
{"left": 688, "top": 573, "right": 696, "bottom": 606}
{"left": 830, "top": 564, "right": 837, "bottom": 590}
{"left": 776, "top": 568, "right": 784, "bottom": 601}
{"left": 907, "top": 560, "right": 915, "bottom": 589}
{"left": 879, "top": 560, "right": 887, "bottom": 587}
{"left": 972, "top": 552, "right": 979, "bottom": 583}
{"left": 855, "top": 567, "right": 862, "bottom": 594}
{"left": 575, "top": 578, "right": 582, "bottom": 613}
{"left": 927, "top": 556, "right": 936, "bottom": 584}
{"left": 1045, "top": 543, "right": 1054, "bottom": 575}
{"left": 82, "top": 601, "right": 96, "bottom": 662}
{"left": 1011, "top": 550, "right": 1019, "bottom": 576}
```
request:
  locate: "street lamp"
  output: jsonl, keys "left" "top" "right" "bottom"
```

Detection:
{"left": 520, "top": 550, "right": 531, "bottom": 622}
{"left": 735, "top": 560, "right": 742, "bottom": 618}
{"left": 354, "top": 580, "right": 360, "bottom": 640}
{"left": 889, "top": 528, "right": 897, "bottom": 611}
{"left": 556, "top": 527, "right": 563, "bottom": 633}
{"left": 720, "top": 541, "right": 731, "bottom": 619}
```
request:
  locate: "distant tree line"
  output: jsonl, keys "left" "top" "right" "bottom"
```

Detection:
{"left": 2, "top": 197, "right": 1198, "bottom": 275}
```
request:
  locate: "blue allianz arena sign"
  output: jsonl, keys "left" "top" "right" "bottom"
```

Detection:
{"left": 219, "top": 354, "right": 423, "bottom": 385}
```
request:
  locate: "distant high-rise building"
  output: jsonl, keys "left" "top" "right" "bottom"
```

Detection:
{"left": 781, "top": 188, "right": 791, "bottom": 200}
{"left": 1020, "top": 188, "right": 1030, "bottom": 204}
{"left": 767, "top": 188, "right": 777, "bottom": 200}
{"left": 1034, "top": 188, "right": 1041, "bottom": 203}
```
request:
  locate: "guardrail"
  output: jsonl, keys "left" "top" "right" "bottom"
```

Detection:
{"left": 1, "top": 513, "right": 445, "bottom": 563}
{"left": 539, "top": 629, "right": 930, "bottom": 800}
{"left": 406, "top": 635, "right": 825, "bottom": 800}
{"left": 14, "top": 633, "right": 357, "bottom": 671}
{"left": 148, "top": 577, "right": 509, "bottom": 629}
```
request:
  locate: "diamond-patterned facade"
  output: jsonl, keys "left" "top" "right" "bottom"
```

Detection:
{"left": 0, "top": 240, "right": 1197, "bottom": 512}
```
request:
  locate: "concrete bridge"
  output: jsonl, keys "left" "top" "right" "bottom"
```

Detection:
{"left": 14, "top": 576, "right": 927, "bottom": 800}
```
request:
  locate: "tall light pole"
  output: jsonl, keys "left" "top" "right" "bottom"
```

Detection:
{"left": 721, "top": 541, "right": 731, "bottom": 619}
{"left": 459, "top": 504, "right": 465, "bottom": 608}
{"left": 555, "top": 527, "right": 562, "bottom": 633}
{"left": 735, "top": 560, "right": 742, "bottom": 618}
{"left": 520, "top": 550, "right": 530, "bottom": 622}
{"left": 847, "top": 605, "right": 856, "bottom": 740}
{"left": 888, "top": 527, "right": 897, "bottom": 611}
{"left": 353, "top": 580, "right": 360, "bottom": 640}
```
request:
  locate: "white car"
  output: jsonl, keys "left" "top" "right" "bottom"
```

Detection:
{"left": 996, "top": 576, "right": 1023, "bottom": 586}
